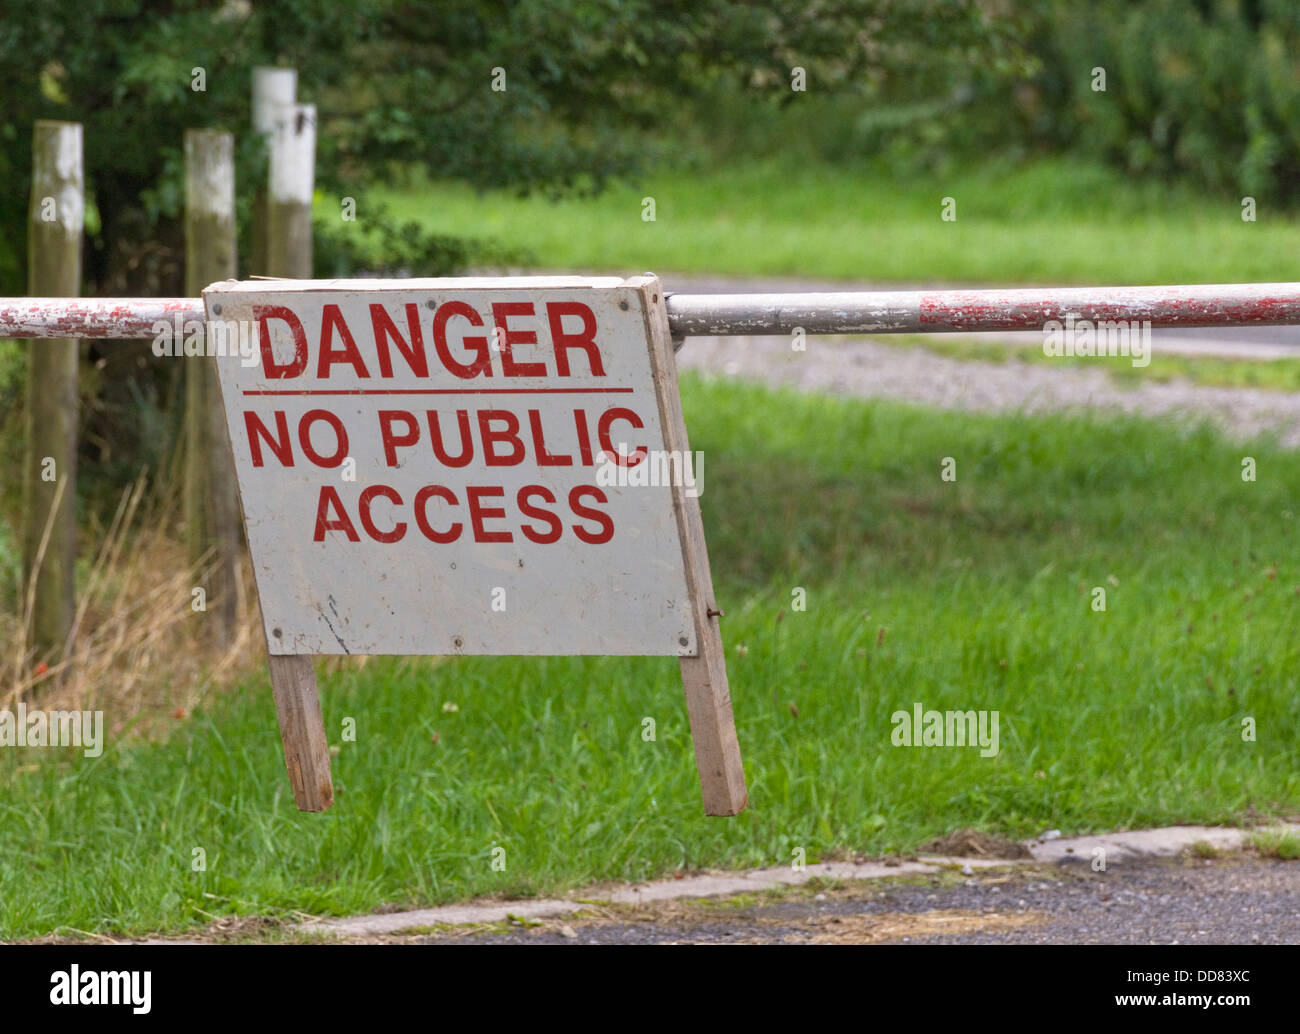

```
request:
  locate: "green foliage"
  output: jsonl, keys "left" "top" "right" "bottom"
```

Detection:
{"left": 0, "top": 342, "right": 24, "bottom": 406}
{"left": 312, "top": 202, "right": 519, "bottom": 279}
{"left": 670, "top": 2, "right": 1300, "bottom": 200}
{"left": 1254, "top": 831, "right": 1300, "bottom": 859}
{"left": 0, "top": 509, "right": 20, "bottom": 612}
{"left": 0, "top": 0, "right": 1013, "bottom": 296}
{"left": 1018, "top": 0, "right": 1300, "bottom": 199}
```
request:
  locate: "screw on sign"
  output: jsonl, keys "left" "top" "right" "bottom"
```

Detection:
{"left": 202, "top": 275, "right": 747, "bottom": 816}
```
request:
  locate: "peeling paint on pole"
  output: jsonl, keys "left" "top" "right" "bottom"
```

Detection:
{"left": 663, "top": 283, "right": 1300, "bottom": 337}
{"left": 9, "top": 283, "right": 1300, "bottom": 342}
{"left": 0, "top": 298, "right": 202, "bottom": 339}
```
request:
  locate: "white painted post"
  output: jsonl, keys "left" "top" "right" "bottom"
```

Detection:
{"left": 252, "top": 67, "right": 298, "bottom": 136}
{"left": 267, "top": 102, "right": 315, "bottom": 279}
{"left": 250, "top": 67, "right": 297, "bottom": 275}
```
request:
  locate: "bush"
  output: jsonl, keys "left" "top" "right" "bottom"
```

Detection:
{"left": 1027, "top": 0, "right": 1300, "bottom": 200}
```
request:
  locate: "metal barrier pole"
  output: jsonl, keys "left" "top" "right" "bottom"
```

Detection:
{"left": 663, "top": 283, "right": 1300, "bottom": 336}
{"left": 5, "top": 283, "right": 1300, "bottom": 340}
{"left": 0, "top": 298, "right": 203, "bottom": 338}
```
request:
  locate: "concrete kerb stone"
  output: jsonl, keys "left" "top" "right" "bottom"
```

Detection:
{"left": 299, "top": 823, "right": 1299, "bottom": 939}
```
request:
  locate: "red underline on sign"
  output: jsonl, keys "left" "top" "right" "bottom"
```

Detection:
{"left": 241, "top": 387, "right": 637, "bottom": 396}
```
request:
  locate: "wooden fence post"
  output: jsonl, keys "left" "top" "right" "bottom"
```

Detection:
{"left": 22, "top": 120, "right": 83, "bottom": 672}
{"left": 184, "top": 130, "right": 240, "bottom": 637}
{"left": 266, "top": 102, "right": 315, "bottom": 278}
{"left": 250, "top": 67, "right": 297, "bottom": 275}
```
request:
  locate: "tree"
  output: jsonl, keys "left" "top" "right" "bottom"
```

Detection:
{"left": 0, "top": 0, "right": 1020, "bottom": 294}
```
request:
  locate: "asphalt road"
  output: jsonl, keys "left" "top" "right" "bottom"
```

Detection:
{"left": 427, "top": 857, "right": 1300, "bottom": 945}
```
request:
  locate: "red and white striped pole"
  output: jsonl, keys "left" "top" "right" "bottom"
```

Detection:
{"left": 0, "top": 297, "right": 203, "bottom": 338}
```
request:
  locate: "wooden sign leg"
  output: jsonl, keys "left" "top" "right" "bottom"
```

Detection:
{"left": 267, "top": 654, "right": 334, "bottom": 811}
{"left": 675, "top": 473, "right": 748, "bottom": 815}
{"left": 679, "top": 626, "right": 749, "bottom": 816}
{"left": 635, "top": 276, "right": 749, "bottom": 816}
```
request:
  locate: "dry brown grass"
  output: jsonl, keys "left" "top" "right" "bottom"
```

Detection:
{"left": 3, "top": 472, "right": 267, "bottom": 741}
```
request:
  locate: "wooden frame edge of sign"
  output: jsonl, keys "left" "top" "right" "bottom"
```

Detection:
{"left": 203, "top": 282, "right": 335, "bottom": 813}
{"left": 633, "top": 276, "right": 749, "bottom": 816}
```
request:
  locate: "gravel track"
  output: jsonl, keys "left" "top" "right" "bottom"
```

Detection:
{"left": 661, "top": 273, "right": 1300, "bottom": 446}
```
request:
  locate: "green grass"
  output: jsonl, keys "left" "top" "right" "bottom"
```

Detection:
{"left": 870, "top": 334, "right": 1300, "bottom": 392}
{"left": 4, "top": 373, "right": 1300, "bottom": 940}
{"left": 353, "top": 157, "right": 1300, "bottom": 285}
{"left": 1252, "top": 831, "right": 1300, "bottom": 860}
